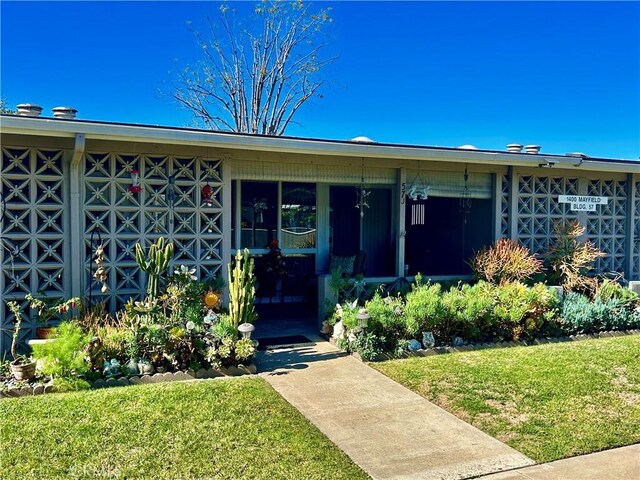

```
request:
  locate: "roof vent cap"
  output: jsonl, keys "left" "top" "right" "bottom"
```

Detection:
{"left": 457, "top": 144, "right": 478, "bottom": 150}
{"left": 52, "top": 106, "right": 78, "bottom": 119}
{"left": 506, "top": 143, "right": 523, "bottom": 153}
{"left": 349, "top": 136, "right": 375, "bottom": 143}
{"left": 16, "top": 103, "right": 43, "bottom": 117}
{"left": 566, "top": 152, "right": 588, "bottom": 158}
{"left": 524, "top": 145, "right": 541, "bottom": 154}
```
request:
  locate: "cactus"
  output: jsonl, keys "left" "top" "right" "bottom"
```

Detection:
{"left": 228, "top": 249, "right": 257, "bottom": 330}
{"left": 135, "top": 237, "right": 174, "bottom": 298}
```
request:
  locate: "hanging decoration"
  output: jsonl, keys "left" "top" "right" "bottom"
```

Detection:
{"left": 401, "top": 166, "right": 430, "bottom": 225}
{"left": 459, "top": 164, "right": 472, "bottom": 223}
{"left": 93, "top": 244, "right": 108, "bottom": 293}
{"left": 201, "top": 183, "right": 215, "bottom": 206}
{"left": 128, "top": 168, "right": 142, "bottom": 194}
{"left": 355, "top": 158, "right": 371, "bottom": 218}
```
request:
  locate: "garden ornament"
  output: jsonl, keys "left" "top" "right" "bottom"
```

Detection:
{"left": 422, "top": 331, "right": 435, "bottom": 349}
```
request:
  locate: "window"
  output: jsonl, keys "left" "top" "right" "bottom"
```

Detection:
{"left": 240, "top": 181, "right": 278, "bottom": 249}
{"left": 281, "top": 182, "right": 316, "bottom": 249}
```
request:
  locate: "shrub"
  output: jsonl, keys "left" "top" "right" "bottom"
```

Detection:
{"left": 493, "top": 282, "right": 558, "bottom": 341}
{"left": 560, "top": 292, "right": 640, "bottom": 334}
{"left": 403, "top": 283, "right": 446, "bottom": 337}
{"left": 349, "top": 332, "right": 385, "bottom": 361}
{"left": 595, "top": 278, "right": 639, "bottom": 304}
{"left": 31, "top": 322, "right": 92, "bottom": 389}
{"left": 470, "top": 238, "right": 543, "bottom": 285}
{"left": 447, "top": 282, "right": 496, "bottom": 341}
{"left": 364, "top": 293, "right": 405, "bottom": 339}
{"left": 546, "top": 221, "right": 605, "bottom": 293}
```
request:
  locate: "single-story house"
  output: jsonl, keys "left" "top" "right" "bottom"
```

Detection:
{"left": 1, "top": 108, "right": 639, "bottom": 350}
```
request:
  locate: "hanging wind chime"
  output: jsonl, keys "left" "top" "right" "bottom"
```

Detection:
{"left": 459, "top": 164, "right": 472, "bottom": 223}
{"left": 401, "top": 166, "right": 430, "bottom": 225}
{"left": 355, "top": 158, "right": 371, "bottom": 218}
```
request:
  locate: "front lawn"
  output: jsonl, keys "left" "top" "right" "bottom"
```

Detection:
{"left": 0, "top": 378, "right": 368, "bottom": 480}
{"left": 372, "top": 335, "right": 640, "bottom": 463}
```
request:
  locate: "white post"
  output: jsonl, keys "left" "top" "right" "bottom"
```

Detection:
{"left": 221, "top": 159, "right": 232, "bottom": 306}
{"left": 397, "top": 167, "right": 406, "bottom": 277}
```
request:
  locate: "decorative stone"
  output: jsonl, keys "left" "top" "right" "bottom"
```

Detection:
{"left": 20, "top": 386, "right": 33, "bottom": 396}
{"left": 33, "top": 385, "right": 44, "bottom": 395}
{"left": 332, "top": 321, "right": 344, "bottom": 340}
{"left": 320, "top": 320, "right": 333, "bottom": 335}
{"left": 105, "top": 378, "right": 118, "bottom": 387}
{"left": 407, "top": 339, "right": 422, "bottom": 351}
{"left": 422, "top": 332, "right": 435, "bottom": 349}
{"left": 116, "top": 377, "right": 130, "bottom": 387}
{"left": 452, "top": 337, "right": 465, "bottom": 347}
{"left": 137, "top": 359, "right": 154, "bottom": 375}
{"left": 124, "top": 359, "right": 139, "bottom": 376}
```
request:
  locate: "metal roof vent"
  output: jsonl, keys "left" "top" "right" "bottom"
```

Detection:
{"left": 52, "top": 106, "right": 78, "bottom": 119}
{"left": 349, "top": 136, "right": 375, "bottom": 143}
{"left": 506, "top": 144, "right": 523, "bottom": 153}
{"left": 524, "top": 145, "right": 541, "bottom": 154}
{"left": 457, "top": 144, "right": 478, "bottom": 150}
{"left": 16, "top": 104, "right": 43, "bottom": 117}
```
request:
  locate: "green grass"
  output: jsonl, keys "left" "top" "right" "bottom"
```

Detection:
{"left": 372, "top": 335, "right": 640, "bottom": 463}
{"left": 0, "top": 378, "right": 368, "bottom": 480}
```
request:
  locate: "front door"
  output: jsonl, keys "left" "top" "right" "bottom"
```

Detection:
{"left": 231, "top": 180, "right": 318, "bottom": 321}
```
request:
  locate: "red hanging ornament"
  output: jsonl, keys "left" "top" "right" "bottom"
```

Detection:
{"left": 128, "top": 169, "right": 142, "bottom": 194}
{"left": 202, "top": 183, "right": 214, "bottom": 205}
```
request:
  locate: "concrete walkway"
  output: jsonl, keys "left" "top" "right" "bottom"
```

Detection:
{"left": 478, "top": 444, "right": 640, "bottom": 480}
{"left": 257, "top": 339, "right": 534, "bottom": 480}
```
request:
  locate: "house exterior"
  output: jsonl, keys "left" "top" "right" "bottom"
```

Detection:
{"left": 1, "top": 112, "right": 639, "bottom": 351}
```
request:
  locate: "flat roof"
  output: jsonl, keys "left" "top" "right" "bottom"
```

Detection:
{"left": 1, "top": 114, "right": 638, "bottom": 174}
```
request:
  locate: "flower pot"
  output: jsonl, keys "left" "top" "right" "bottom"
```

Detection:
{"left": 10, "top": 360, "right": 36, "bottom": 381}
{"left": 36, "top": 327, "right": 54, "bottom": 339}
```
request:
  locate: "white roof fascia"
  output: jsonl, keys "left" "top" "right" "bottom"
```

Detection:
{"left": 1, "top": 116, "right": 638, "bottom": 174}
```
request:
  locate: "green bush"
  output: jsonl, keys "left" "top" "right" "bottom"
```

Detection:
{"left": 493, "top": 282, "right": 558, "bottom": 341}
{"left": 403, "top": 283, "right": 445, "bottom": 337}
{"left": 364, "top": 293, "right": 405, "bottom": 339}
{"left": 31, "top": 322, "right": 91, "bottom": 388}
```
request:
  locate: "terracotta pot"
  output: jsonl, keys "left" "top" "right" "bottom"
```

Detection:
{"left": 10, "top": 360, "right": 36, "bottom": 381}
{"left": 36, "top": 327, "right": 54, "bottom": 339}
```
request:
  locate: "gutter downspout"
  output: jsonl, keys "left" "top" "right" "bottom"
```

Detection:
{"left": 69, "top": 133, "right": 85, "bottom": 298}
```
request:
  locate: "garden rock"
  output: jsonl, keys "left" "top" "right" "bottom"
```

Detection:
{"left": 453, "top": 337, "right": 465, "bottom": 347}
{"left": 407, "top": 339, "right": 422, "bottom": 351}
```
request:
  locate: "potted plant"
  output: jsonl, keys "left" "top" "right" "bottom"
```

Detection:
{"left": 26, "top": 293, "right": 79, "bottom": 339}
{"left": 7, "top": 301, "right": 36, "bottom": 381}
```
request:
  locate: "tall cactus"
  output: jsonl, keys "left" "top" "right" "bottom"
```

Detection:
{"left": 135, "top": 237, "right": 174, "bottom": 298}
{"left": 228, "top": 249, "right": 257, "bottom": 329}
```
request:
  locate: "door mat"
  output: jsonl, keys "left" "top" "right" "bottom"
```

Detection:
{"left": 257, "top": 335, "right": 314, "bottom": 351}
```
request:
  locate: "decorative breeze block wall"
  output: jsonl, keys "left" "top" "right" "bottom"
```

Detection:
{"left": 515, "top": 174, "right": 579, "bottom": 255}
{"left": 1, "top": 147, "right": 69, "bottom": 351}
{"left": 82, "top": 152, "right": 223, "bottom": 311}
{"left": 585, "top": 178, "right": 628, "bottom": 274}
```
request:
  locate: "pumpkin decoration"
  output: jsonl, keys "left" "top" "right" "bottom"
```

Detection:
{"left": 204, "top": 290, "right": 221, "bottom": 308}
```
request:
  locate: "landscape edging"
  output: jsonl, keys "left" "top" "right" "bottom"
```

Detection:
{"left": 330, "top": 329, "right": 640, "bottom": 362}
{"left": 0, "top": 363, "right": 257, "bottom": 399}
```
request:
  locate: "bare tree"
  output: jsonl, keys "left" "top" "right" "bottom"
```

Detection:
{"left": 173, "top": 1, "right": 334, "bottom": 135}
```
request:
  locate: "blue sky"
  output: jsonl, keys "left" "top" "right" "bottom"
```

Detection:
{"left": 2, "top": 1, "right": 639, "bottom": 159}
